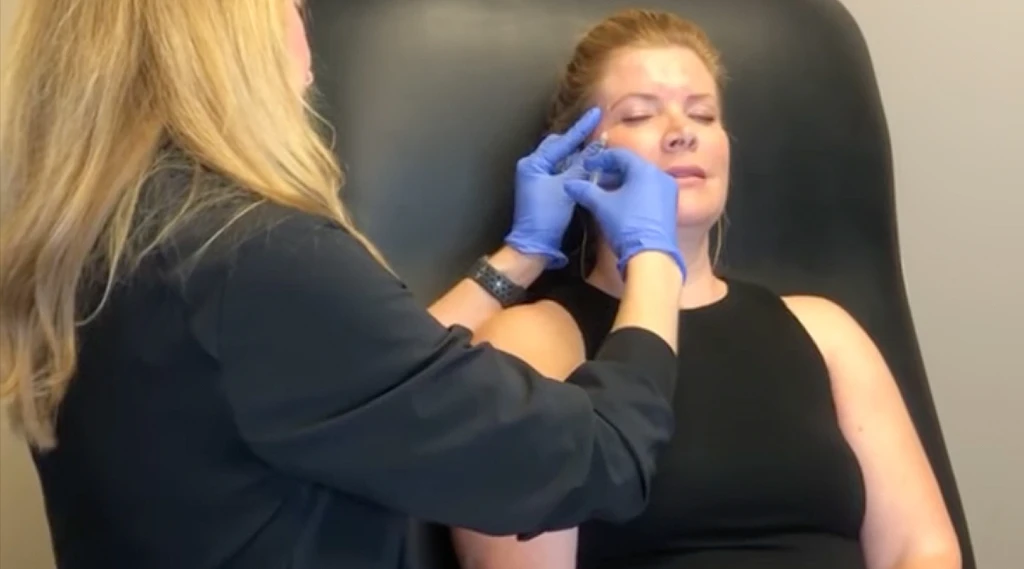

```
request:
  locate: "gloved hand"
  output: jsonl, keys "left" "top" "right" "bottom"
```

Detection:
{"left": 564, "top": 148, "right": 686, "bottom": 278}
{"left": 505, "top": 107, "right": 604, "bottom": 268}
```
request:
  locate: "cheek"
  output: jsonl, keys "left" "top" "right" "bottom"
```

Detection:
{"left": 706, "top": 128, "right": 731, "bottom": 171}
{"left": 603, "top": 125, "right": 664, "bottom": 162}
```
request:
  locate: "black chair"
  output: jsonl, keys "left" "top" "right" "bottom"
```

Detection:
{"left": 305, "top": 1, "right": 975, "bottom": 567}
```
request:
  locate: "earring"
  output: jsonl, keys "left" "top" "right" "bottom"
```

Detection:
{"left": 578, "top": 223, "right": 589, "bottom": 277}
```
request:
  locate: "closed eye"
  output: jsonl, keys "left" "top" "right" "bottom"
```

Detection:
{"left": 621, "top": 115, "right": 652, "bottom": 125}
{"left": 689, "top": 105, "right": 719, "bottom": 123}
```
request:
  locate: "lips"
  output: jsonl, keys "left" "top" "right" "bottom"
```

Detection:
{"left": 665, "top": 165, "right": 707, "bottom": 180}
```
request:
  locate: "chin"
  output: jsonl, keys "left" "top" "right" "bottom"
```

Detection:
{"left": 677, "top": 203, "right": 724, "bottom": 226}
{"left": 675, "top": 213, "right": 720, "bottom": 233}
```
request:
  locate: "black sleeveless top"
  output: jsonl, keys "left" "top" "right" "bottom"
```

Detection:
{"left": 544, "top": 278, "right": 868, "bottom": 569}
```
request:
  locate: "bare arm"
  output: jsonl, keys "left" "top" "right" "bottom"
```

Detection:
{"left": 451, "top": 301, "right": 586, "bottom": 569}
{"left": 784, "top": 296, "right": 961, "bottom": 569}
{"left": 609, "top": 252, "right": 682, "bottom": 349}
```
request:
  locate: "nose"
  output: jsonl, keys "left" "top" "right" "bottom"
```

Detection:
{"left": 663, "top": 114, "right": 698, "bottom": 152}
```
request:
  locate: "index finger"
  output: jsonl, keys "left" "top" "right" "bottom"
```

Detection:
{"left": 538, "top": 107, "right": 603, "bottom": 164}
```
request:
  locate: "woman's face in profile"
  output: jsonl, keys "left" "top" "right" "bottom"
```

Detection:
{"left": 286, "top": 0, "right": 312, "bottom": 91}
{"left": 592, "top": 46, "right": 730, "bottom": 229}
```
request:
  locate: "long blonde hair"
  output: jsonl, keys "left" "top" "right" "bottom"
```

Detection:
{"left": 0, "top": 0, "right": 386, "bottom": 450}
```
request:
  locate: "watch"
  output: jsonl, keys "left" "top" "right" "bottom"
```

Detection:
{"left": 468, "top": 256, "right": 527, "bottom": 308}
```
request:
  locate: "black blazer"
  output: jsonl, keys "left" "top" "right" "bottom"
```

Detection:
{"left": 31, "top": 173, "right": 677, "bottom": 569}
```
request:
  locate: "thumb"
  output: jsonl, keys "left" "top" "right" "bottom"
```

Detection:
{"left": 564, "top": 179, "right": 603, "bottom": 211}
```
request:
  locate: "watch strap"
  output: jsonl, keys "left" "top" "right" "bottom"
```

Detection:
{"left": 468, "top": 256, "right": 527, "bottom": 308}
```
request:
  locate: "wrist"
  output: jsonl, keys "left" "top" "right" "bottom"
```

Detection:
{"left": 488, "top": 246, "right": 546, "bottom": 288}
{"left": 616, "top": 238, "right": 686, "bottom": 281}
{"left": 622, "top": 251, "right": 685, "bottom": 285}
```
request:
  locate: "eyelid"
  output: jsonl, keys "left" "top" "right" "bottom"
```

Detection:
{"left": 689, "top": 105, "right": 718, "bottom": 118}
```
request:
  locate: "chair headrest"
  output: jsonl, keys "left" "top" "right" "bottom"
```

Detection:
{"left": 307, "top": 0, "right": 894, "bottom": 302}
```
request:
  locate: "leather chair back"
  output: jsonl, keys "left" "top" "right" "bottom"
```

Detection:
{"left": 306, "top": 1, "right": 974, "bottom": 567}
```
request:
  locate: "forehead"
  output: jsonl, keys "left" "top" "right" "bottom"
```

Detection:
{"left": 596, "top": 46, "right": 717, "bottom": 99}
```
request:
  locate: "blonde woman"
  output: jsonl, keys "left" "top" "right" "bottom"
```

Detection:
{"left": 452, "top": 9, "right": 960, "bottom": 569}
{"left": 0, "top": 1, "right": 692, "bottom": 567}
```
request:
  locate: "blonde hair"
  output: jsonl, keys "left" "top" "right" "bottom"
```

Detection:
{"left": 548, "top": 9, "right": 728, "bottom": 271}
{"left": 0, "top": 0, "right": 386, "bottom": 450}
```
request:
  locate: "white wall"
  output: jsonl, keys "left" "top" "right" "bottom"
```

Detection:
{"left": 1, "top": 1, "right": 1022, "bottom": 568}
{"left": 838, "top": 1, "right": 1024, "bottom": 568}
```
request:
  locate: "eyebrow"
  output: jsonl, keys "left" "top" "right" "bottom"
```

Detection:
{"left": 608, "top": 92, "right": 716, "bottom": 111}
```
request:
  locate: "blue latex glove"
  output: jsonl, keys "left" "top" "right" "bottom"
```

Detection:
{"left": 564, "top": 148, "right": 686, "bottom": 279}
{"left": 505, "top": 107, "right": 604, "bottom": 268}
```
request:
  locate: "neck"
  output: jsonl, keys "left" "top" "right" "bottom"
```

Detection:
{"left": 586, "top": 227, "right": 727, "bottom": 309}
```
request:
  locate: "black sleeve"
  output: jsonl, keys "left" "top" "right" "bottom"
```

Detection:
{"left": 213, "top": 214, "right": 677, "bottom": 536}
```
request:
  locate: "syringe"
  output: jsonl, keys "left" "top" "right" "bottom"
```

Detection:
{"left": 589, "top": 131, "right": 609, "bottom": 185}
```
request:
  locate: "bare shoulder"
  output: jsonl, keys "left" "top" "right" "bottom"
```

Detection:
{"left": 781, "top": 295, "right": 867, "bottom": 363}
{"left": 473, "top": 300, "right": 586, "bottom": 380}
{"left": 781, "top": 294, "right": 899, "bottom": 397}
